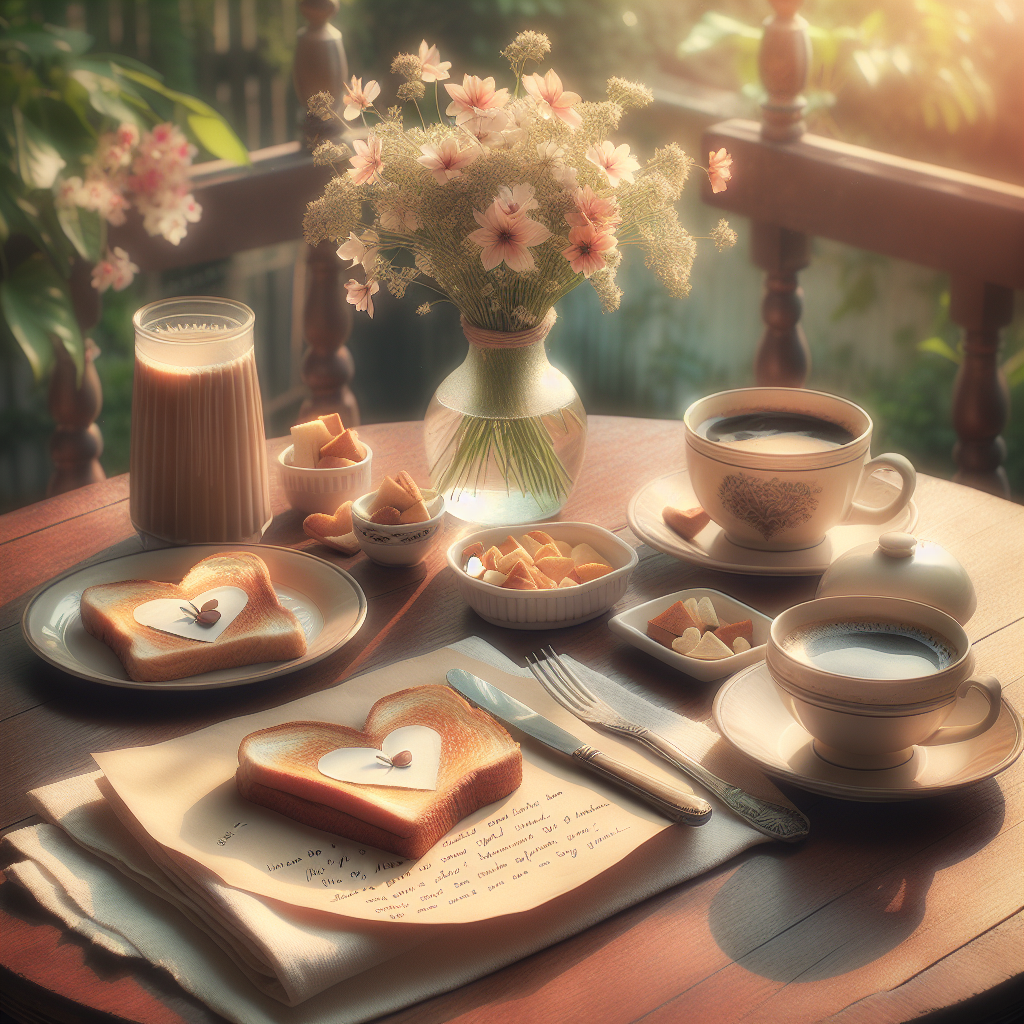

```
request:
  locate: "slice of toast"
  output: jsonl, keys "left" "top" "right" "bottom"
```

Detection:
{"left": 236, "top": 685, "right": 522, "bottom": 858}
{"left": 80, "top": 552, "right": 306, "bottom": 682}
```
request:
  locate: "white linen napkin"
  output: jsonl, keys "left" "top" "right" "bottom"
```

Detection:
{"left": 0, "top": 637, "right": 794, "bottom": 1024}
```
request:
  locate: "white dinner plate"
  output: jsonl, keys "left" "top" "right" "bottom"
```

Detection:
{"left": 713, "top": 661, "right": 1023, "bottom": 801}
{"left": 608, "top": 588, "right": 773, "bottom": 682}
{"left": 627, "top": 467, "right": 919, "bottom": 576}
{"left": 22, "top": 544, "right": 367, "bottom": 690}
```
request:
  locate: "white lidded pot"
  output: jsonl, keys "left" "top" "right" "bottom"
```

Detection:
{"left": 815, "top": 532, "right": 976, "bottom": 626}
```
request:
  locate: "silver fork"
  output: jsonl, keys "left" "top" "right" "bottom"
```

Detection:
{"left": 527, "top": 648, "right": 810, "bottom": 843}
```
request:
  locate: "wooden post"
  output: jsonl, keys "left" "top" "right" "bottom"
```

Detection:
{"left": 293, "top": 0, "right": 359, "bottom": 426}
{"left": 752, "top": 222, "right": 811, "bottom": 388}
{"left": 47, "top": 258, "right": 105, "bottom": 496}
{"left": 949, "top": 278, "right": 1013, "bottom": 497}
{"left": 752, "top": 0, "right": 812, "bottom": 387}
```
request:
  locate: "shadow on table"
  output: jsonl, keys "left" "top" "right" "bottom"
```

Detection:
{"left": 706, "top": 780, "right": 1006, "bottom": 981}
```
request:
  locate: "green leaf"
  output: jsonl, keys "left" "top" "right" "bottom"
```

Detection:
{"left": 186, "top": 113, "right": 250, "bottom": 165}
{"left": 70, "top": 68, "right": 146, "bottom": 126}
{"left": 0, "top": 253, "right": 84, "bottom": 384}
{"left": 118, "top": 67, "right": 220, "bottom": 118}
{"left": 0, "top": 24, "right": 91, "bottom": 58}
{"left": 57, "top": 203, "right": 104, "bottom": 262}
{"left": 13, "top": 107, "right": 66, "bottom": 189}
{"left": 677, "top": 12, "right": 760, "bottom": 58}
{"left": 918, "top": 336, "right": 962, "bottom": 364}
{"left": 1002, "top": 347, "right": 1024, "bottom": 388}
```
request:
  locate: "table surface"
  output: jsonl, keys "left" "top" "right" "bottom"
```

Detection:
{"left": 1, "top": 416, "right": 1021, "bottom": 1024}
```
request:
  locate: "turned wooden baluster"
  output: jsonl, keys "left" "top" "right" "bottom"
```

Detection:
{"left": 47, "top": 258, "right": 106, "bottom": 495}
{"left": 753, "top": 0, "right": 812, "bottom": 387}
{"left": 949, "top": 278, "right": 1013, "bottom": 497}
{"left": 293, "top": 0, "right": 359, "bottom": 426}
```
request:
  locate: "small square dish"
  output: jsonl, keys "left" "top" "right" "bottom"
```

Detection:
{"left": 608, "top": 588, "right": 773, "bottom": 682}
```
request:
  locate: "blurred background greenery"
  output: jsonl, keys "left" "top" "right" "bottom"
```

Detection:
{"left": 1, "top": 0, "right": 1022, "bottom": 512}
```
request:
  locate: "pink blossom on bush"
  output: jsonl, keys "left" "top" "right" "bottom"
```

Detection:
{"left": 91, "top": 247, "right": 139, "bottom": 292}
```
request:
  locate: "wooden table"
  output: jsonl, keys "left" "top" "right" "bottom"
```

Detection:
{"left": 1, "top": 417, "right": 1021, "bottom": 1024}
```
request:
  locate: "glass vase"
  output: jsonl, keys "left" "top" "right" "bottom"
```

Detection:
{"left": 423, "top": 310, "right": 587, "bottom": 526}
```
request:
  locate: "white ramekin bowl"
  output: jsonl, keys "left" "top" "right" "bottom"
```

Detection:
{"left": 446, "top": 521, "right": 638, "bottom": 629}
{"left": 277, "top": 443, "right": 373, "bottom": 515}
{"left": 351, "top": 489, "right": 446, "bottom": 566}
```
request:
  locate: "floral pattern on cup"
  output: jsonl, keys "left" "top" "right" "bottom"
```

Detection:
{"left": 717, "top": 473, "right": 822, "bottom": 541}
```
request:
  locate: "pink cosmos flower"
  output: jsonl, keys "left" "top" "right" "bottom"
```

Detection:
{"left": 565, "top": 185, "right": 621, "bottom": 229}
{"left": 345, "top": 278, "right": 379, "bottom": 318}
{"left": 708, "top": 148, "right": 733, "bottom": 193}
{"left": 467, "top": 200, "right": 551, "bottom": 272}
{"left": 562, "top": 223, "right": 617, "bottom": 278}
{"left": 418, "top": 40, "right": 451, "bottom": 82}
{"left": 417, "top": 137, "right": 479, "bottom": 183}
{"left": 495, "top": 183, "right": 539, "bottom": 218}
{"left": 522, "top": 69, "right": 582, "bottom": 129}
{"left": 444, "top": 75, "right": 509, "bottom": 125}
{"left": 585, "top": 141, "right": 640, "bottom": 187}
{"left": 462, "top": 110, "right": 512, "bottom": 148}
{"left": 348, "top": 136, "right": 384, "bottom": 185}
{"left": 91, "top": 247, "right": 139, "bottom": 293}
{"left": 342, "top": 76, "right": 381, "bottom": 121}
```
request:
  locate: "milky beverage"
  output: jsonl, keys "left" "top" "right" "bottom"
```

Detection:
{"left": 130, "top": 299, "right": 271, "bottom": 546}
{"left": 782, "top": 620, "right": 957, "bottom": 681}
{"left": 698, "top": 412, "right": 856, "bottom": 455}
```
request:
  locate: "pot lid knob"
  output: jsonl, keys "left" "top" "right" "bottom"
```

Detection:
{"left": 878, "top": 532, "right": 917, "bottom": 558}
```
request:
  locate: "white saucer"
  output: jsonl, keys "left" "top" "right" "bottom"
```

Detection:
{"left": 627, "top": 467, "right": 918, "bottom": 576}
{"left": 712, "top": 662, "right": 1023, "bottom": 802}
{"left": 22, "top": 544, "right": 367, "bottom": 690}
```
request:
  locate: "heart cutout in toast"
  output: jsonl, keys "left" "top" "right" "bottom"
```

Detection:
{"left": 236, "top": 684, "right": 522, "bottom": 858}
{"left": 317, "top": 726, "right": 441, "bottom": 790}
{"left": 133, "top": 586, "right": 248, "bottom": 642}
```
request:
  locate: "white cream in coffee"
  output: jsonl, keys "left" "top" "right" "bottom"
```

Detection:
{"left": 698, "top": 411, "right": 855, "bottom": 455}
{"left": 782, "top": 620, "right": 956, "bottom": 680}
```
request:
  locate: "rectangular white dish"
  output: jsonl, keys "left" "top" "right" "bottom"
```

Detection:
{"left": 609, "top": 588, "right": 772, "bottom": 682}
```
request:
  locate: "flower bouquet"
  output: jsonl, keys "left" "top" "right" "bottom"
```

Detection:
{"left": 304, "top": 32, "right": 734, "bottom": 523}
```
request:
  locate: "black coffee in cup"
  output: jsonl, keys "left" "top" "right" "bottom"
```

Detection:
{"left": 781, "top": 620, "right": 957, "bottom": 680}
{"left": 698, "top": 412, "right": 855, "bottom": 455}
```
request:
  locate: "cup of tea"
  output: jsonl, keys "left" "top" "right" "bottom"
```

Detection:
{"left": 766, "top": 595, "right": 1002, "bottom": 770}
{"left": 683, "top": 387, "right": 916, "bottom": 551}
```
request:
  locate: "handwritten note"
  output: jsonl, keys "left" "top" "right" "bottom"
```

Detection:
{"left": 94, "top": 648, "right": 680, "bottom": 924}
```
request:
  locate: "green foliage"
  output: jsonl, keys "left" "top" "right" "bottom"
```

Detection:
{"left": 0, "top": 12, "right": 248, "bottom": 385}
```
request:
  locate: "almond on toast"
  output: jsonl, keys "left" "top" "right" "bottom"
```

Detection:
{"left": 80, "top": 552, "right": 306, "bottom": 682}
{"left": 236, "top": 685, "right": 522, "bottom": 858}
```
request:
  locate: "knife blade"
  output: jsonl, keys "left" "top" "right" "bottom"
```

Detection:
{"left": 446, "top": 668, "right": 712, "bottom": 827}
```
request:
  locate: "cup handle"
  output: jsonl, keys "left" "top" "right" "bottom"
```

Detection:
{"left": 843, "top": 453, "right": 917, "bottom": 525}
{"left": 923, "top": 675, "right": 1002, "bottom": 746}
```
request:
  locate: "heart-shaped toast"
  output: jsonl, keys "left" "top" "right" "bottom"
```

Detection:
{"left": 303, "top": 501, "right": 360, "bottom": 554}
{"left": 80, "top": 552, "right": 306, "bottom": 682}
{"left": 236, "top": 685, "right": 523, "bottom": 858}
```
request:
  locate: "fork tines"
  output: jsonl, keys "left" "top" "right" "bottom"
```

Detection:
{"left": 526, "top": 648, "right": 605, "bottom": 720}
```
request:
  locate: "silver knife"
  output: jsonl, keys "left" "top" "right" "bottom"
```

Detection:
{"left": 446, "top": 669, "right": 712, "bottom": 827}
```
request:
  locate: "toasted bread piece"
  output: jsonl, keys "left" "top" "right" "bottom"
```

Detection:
{"left": 696, "top": 597, "right": 720, "bottom": 631}
{"left": 687, "top": 631, "right": 733, "bottom": 660}
{"left": 532, "top": 543, "right": 561, "bottom": 562}
{"left": 497, "top": 536, "right": 521, "bottom": 557}
{"left": 518, "top": 534, "right": 544, "bottom": 558}
{"left": 528, "top": 565, "right": 556, "bottom": 589}
{"left": 370, "top": 506, "right": 402, "bottom": 525}
{"left": 671, "top": 627, "right": 702, "bottom": 655}
{"left": 570, "top": 543, "right": 607, "bottom": 568}
{"left": 647, "top": 601, "right": 700, "bottom": 648}
{"left": 317, "top": 456, "right": 356, "bottom": 469}
{"left": 554, "top": 541, "right": 573, "bottom": 557}
{"left": 495, "top": 546, "right": 534, "bottom": 574}
{"left": 482, "top": 545, "right": 502, "bottom": 571}
{"left": 502, "top": 561, "right": 538, "bottom": 590}
{"left": 662, "top": 505, "right": 711, "bottom": 541}
{"left": 462, "top": 542, "right": 485, "bottom": 563}
{"left": 370, "top": 476, "right": 418, "bottom": 514}
{"left": 398, "top": 500, "right": 430, "bottom": 524}
{"left": 526, "top": 530, "right": 556, "bottom": 548}
{"left": 291, "top": 420, "right": 333, "bottom": 468}
{"left": 557, "top": 576, "right": 579, "bottom": 588}
{"left": 396, "top": 471, "right": 423, "bottom": 503}
{"left": 80, "top": 553, "right": 306, "bottom": 682}
{"left": 575, "top": 562, "right": 613, "bottom": 583}
{"left": 236, "top": 685, "right": 523, "bottom": 859}
{"left": 304, "top": 502, "right": 360, "bottom": 555}
{"left": 535, "top": 555, "right": 576, "bottom": 584}
{"left": 481, "top": 569, "right": 507, "bottom": 586}
{"left": 715, "top": 619, "right": 753, "bottom": 648}
{"left": 733, "top": 637, "right": 751, "bottom": 653}
{"left": 317, "top": 413, "right": 345, "bottom": 437}
{"left": 320, "top": 429, "right": 366, "bottom": 464}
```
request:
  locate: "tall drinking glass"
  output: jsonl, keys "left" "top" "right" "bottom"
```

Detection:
{"left": 130, "top": 297, "right": 272, "bottom": 547}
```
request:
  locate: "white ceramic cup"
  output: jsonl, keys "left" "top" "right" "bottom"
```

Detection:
{"left": 766, "top": 596, "right": 1002, "bottom": 770}
{"left": 350, "top": 490, "right": 446, "bottom": 566}
{"left": 683, "top": 387, "right": 916, "bottom": 551}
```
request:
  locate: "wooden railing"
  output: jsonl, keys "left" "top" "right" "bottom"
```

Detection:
{"left": 702, "top": 0, "right": 1024, "bottom": 497}
{"left": 47, "top": 0, "right": 1022, "bottom": 498}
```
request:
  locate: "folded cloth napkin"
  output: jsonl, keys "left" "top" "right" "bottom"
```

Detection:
{"left": 1, "top": 637, "right": 799, "bottom": 1024}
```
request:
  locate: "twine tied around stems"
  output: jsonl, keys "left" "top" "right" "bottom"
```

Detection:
{"left": 461, "top": 308, "right": 556, "bottom": 350}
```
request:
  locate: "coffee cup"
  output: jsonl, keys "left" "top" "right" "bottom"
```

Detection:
{"left": 683, "top": 387, "right": 916, "bottom": 551}
{"left": 766, "top": 595, "right": 1002, "bottom": 770}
